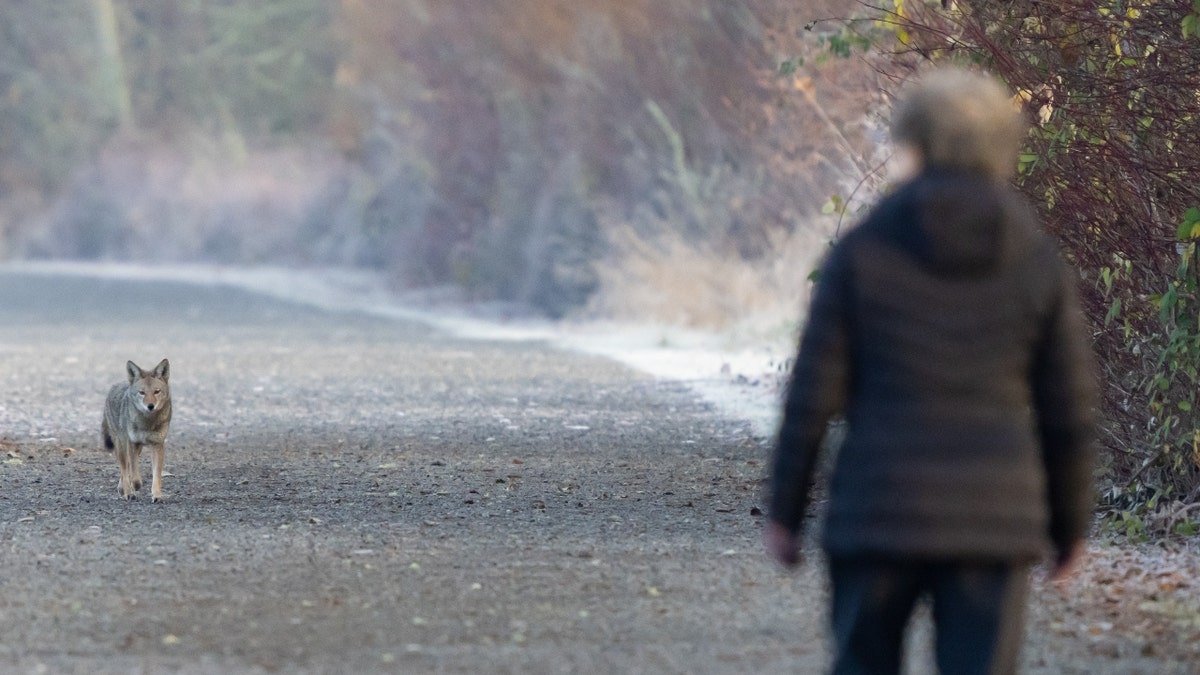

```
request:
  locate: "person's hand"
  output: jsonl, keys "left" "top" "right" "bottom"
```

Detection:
{"left": 763, "top": 520, "right": 802, "bottom": 568}
{"left": 1049, "top": 541, "right": 1086, "bottom": 583}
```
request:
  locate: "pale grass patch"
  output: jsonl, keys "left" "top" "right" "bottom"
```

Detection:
{"left": 586, "top": 223, "right": 833, "bottom": 339}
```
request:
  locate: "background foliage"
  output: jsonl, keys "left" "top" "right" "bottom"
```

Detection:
{"left": 0, "top": 0, "right": 876, "bottom": 318}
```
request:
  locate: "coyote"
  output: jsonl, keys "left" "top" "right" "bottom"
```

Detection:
{"left": 101, "top": 359, "right": 172, "bottom": 502}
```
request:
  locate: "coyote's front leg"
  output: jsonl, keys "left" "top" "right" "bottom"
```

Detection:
{"left": 116, "top": 445, "right": 136, "bottom": 500}
{"left": 132, "top": 442, "right": 144, "bottom": 493}
{"left": 149, "top": 442, "right": 165, "bottom": 503}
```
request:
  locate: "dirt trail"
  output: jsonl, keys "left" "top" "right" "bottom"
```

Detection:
{"left": 0, "top": 268, "right": 1195, "bottom": 674}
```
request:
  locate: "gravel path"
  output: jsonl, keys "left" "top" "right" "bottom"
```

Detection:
{"left": 0, "top": 269, "right": 1195, "bottom": 674}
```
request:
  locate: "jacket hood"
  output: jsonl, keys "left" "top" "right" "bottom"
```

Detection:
{"left": 904, "top": 170, "right": 1021, "bottom": 276}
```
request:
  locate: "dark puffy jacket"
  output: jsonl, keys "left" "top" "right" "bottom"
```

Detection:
{"left": 768, "top": 170, "right": 1098, "bottom": 561}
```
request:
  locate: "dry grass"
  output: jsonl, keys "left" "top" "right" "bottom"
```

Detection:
{"left": 586, "top": 221, "right": 835, "bottom": 339}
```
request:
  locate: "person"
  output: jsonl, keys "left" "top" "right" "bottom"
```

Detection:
{"left": 764, "top": 67, "right": 1098, "bottom": 675}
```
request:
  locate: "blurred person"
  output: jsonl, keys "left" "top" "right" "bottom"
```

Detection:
{"left": 764, "top": 67, "right": 1097, "bottom": 675}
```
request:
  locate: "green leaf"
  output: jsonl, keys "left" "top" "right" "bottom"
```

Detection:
{"left": 1017, "top": 153, "right": 1040, "bottom": 174}
{"left": 1177, "top": 208, "right": 1200, "bottom": 239}
{"left": 821, "top": 194, "right": 844, "bottom": 216}
{"left": 1105, "top": 297, "right": 1122, "bottom": 326}
{"left": 1160, "top": 284, "right": 1180, "bottom": 324}
{"left": 1178, "top": 400, "right": 1193, "bottom": 412}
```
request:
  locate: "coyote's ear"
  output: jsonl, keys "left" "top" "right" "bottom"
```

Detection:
{"left": 126, "top": 361, "right": 143, "bottom": 383}
{"left": 153, "top": 358, "right": 170, "bottom": 381}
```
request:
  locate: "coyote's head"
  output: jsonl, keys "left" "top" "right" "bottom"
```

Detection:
{"left": 127, "top": 359, "right": 170, "bottom": 413}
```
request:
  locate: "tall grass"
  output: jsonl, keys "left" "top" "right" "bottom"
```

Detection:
{"left": 586, "top": 221, "right": 834, "bottom": 341}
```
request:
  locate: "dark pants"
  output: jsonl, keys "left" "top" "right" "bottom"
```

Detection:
{"left": 828, "top": 556, "right": 1031, "bottom": 675}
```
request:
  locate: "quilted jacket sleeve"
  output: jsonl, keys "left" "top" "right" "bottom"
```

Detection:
{"left": 768, "top": 241, "right": 854, "bottom": 534}
{"left": 1032, "top": 251, "right": 1099, "bottom": 556}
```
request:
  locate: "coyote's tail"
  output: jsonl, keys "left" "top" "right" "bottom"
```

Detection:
{"left": 101, "top": 418, "right": 114, "bottom": 451}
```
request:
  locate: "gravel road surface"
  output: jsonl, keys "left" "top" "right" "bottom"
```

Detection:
{"left": 0, "top": 269, "right": 1194, "bottom": 674}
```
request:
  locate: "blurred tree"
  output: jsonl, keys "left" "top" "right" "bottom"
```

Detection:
{"left": 91, "top": 0, "right": 133, "bottom": 129}
{"left": 0, "top": 1, "right": 110, "bottom": 191}
{"left": 335, "top": 0, "right": 871, "bottom": 314}
{"left": 0, "top": 0, "right": 339, "bottom": 193}
{"left": 119, "top": 0, "right": 339, "bottom": 142}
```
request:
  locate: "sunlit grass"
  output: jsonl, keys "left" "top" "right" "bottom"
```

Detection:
{"left": 586, "top": 222, "right": 834, "bottom": 342}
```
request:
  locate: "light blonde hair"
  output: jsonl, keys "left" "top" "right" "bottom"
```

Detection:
{"left": 890, "top": 67, "right": 1027, "bottom": 181}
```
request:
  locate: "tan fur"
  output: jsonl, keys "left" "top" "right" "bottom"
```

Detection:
{"left": 101, "top": 359, "right": 172, "bottom": 502}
